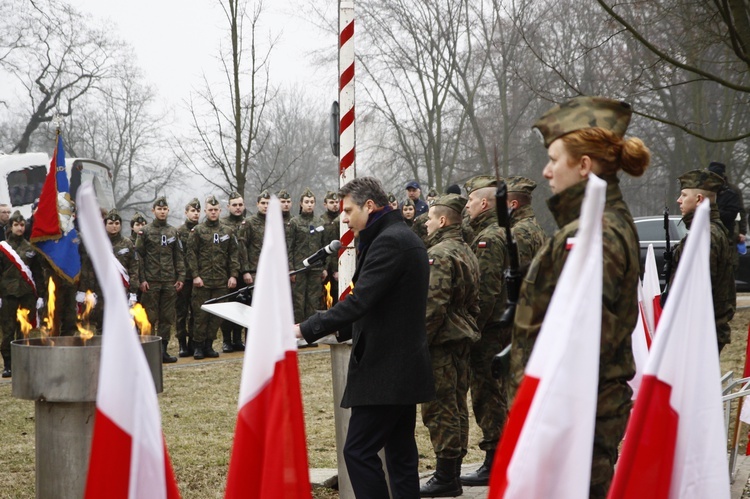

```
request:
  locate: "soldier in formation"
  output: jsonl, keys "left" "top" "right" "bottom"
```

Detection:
{"left": 321, "top": 191, "right": 340, "bottom": 308}
{"left": 412, "top": 188, "right": 439, "bottom": 244}
{"left": 176, "top": 198, "right": 201, "bottom": 357}
{"left": 505, "top": 176, "right": 547, "bottom": 271}
{"left": 510, "top": 96, "right": 650, "bottom": 497}
{"left": 219, "top": 192, "right": 251, "bottom": 353}
{"left": 187, "top": 195, "right": 240, "bottom": 360}
{"left": 136, "top": 197, "right": 185, "bottom": 363}
{"left": 419, "top": 194, "right": 480, "bottom": 497}
{"left": 671, "top": 169, "right": 736, "bottom": 353}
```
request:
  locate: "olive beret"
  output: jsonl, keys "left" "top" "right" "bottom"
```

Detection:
{"left": 464, "top": 175, "right": 497, "bottom": 194}
{"left": 533, "top": 96, "right": 632, "bottom": 148}
{"left": 506, "top": 176, "right": 537, "bottom": 196}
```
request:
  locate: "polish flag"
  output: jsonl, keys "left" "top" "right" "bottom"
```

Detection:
{"left": 629, "top": 282, "right": 650, "bottom": 400}
{"left": 608, "top": 201, "right": 729, "bottom": 499}
{"left": 642, "top": 244, "right": 662, "bottom": 335}
{"left": 77, "top": 184, "right": 180, "bottom": 499}
{"left": 225, "top": 195, "right": 311, "bottom": 498}
{"left": 488, "top": 175, "right": 606, "bottom": 498}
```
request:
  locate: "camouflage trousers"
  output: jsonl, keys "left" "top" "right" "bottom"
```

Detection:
{"left": 49, "top": 277, "right": 78, "bottom": 337}
{"left": 191, "top": 286, "right": 227, "bottom": 344}
{"left": 469, "top": 324, "right": 511, "bottom": 451}
{"left": 0, "top": 294, "right": 35, "bottom": 359}
{"left": 421, "top": 339, "right": 472, "bottom": 459}
{"left": 590, "top": 381, "right": 632, "bottom": 499}
{"left": 141, "top": 281, "right": 177, "bottom": 346}
{"left": 292, "top": 269, "right": 323, "bottom": 324}
{"left": 176, "top": 280, "right": 194, "bottom": 341}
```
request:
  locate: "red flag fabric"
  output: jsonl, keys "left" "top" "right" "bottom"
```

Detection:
{"left": 488, "top": 175, "right": 606, "bottom": 498}
{"left": 608, "top": 201, "right": 729, "bottom": 499}
{"left": 77, "top": 184, "right": 180, "bottom": 499}
{"left": 224, "top": 195, "right": 311, "bottom": 499}
{"left": 642, "top": 243, "right": 662, "bottom": 335}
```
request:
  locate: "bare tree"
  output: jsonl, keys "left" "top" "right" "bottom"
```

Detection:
{"left": 1, "top": 0, "right": 119, "bottom": 152}
{"left": 177, "top": 0, "right": 277, "bottom": 199}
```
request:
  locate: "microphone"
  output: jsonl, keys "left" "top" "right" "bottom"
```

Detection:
{"left": 303, "top": 240, "right": 342, "bottom": 267}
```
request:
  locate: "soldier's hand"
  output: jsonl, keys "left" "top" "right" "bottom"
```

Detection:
{"left": 243, "top": 272, "right": 253, "bottom": 285}
{"left": 321, "top": 270, "right": 328, "bottom": 281}
{"left": 140, "top": 281, "right": 150, "bottom": 293}
{"left": 128, "top": 293, "right": 137, "bottom": 307}
{"left": 228, "top": 277, "right": 237, "bottom": 289}
{"left": 290, "top": 274, "right": 296, "bottom": 284}
{"left": 333, "top": 271, "right": 338, "bottom": 281}
{"left": 193, "top": 277, "right": 204, "bottom": 288}
{"left": 175, "top": 281, "right": 184, "bottom": 292}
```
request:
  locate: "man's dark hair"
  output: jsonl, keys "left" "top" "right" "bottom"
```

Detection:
{"left": 338, "top": 177, "right": 389, "bottom": 208}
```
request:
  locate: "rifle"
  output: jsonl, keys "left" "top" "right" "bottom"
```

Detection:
{"left": 494, "top": 156, "right": 521, "bottom": 329}
{"left": 660, "top": 206, "right": 673, "bottom": 307}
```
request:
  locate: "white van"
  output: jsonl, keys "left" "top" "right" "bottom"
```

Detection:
{"left": 0, "top": 153, "right": 116, "bottom": 218}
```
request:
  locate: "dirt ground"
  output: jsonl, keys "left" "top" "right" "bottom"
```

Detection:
{"left": 1, "top": 306, "right": 749, "bottom": 498}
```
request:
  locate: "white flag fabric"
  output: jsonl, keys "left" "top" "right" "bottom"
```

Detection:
{"left": 225, "top": 195, "right": 311, "bottom": 498}
{"left": 642, "top": 243, "right": 662, "bottom": 335}
{"left": 608, "top": 200, "right": 729, "bottom": 499}
{"left": 78, "top": 184, "right": 179, "bottom": 499}
{"left": 488, "top": 175, "right": 605, "bottom": 498}
{"left": 629, "top": 282, "right": 650, "bottom": 400}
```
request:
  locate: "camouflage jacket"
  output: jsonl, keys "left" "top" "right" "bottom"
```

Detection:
{"left": 221, "top": 213, "right": 249, "bottom": 274}
{"left": 111, "top": 233, "right": 139, "bottom": 294}
{"left": 425, "top": 224, "right": 480, "bottom": 345}
{"left": 239, "top": 212, "right": 266, "bottom": 275}
{"left": 511, "top": 176, "right": 638, "bottom": 417}
{"left": 187, "top": 219, "right": 240, "bottom": 288}
{"left": 322, "top": 210, "right": 340, "bottom": 275}
{"left": 469, "top": 208, "right": 509, "bottom": 331}
{"left": 671, "top": 204, "right": 735, "bottom": 346}
{"left": 177, "top": 219, "right": 199, "bottom": 279}
{"left": 135, "top": 219, "right": 185, "bottom": 283}
{"left": 412, "top": 212, "right": 429, "bottom": 245}
{"left": 0, "top": 233, "right": 44, "bottom": 298}
{"left": 287, "top": 212, "right": 326, "bottom": 270}
{"left": 510, "top": 204, "right": 547, "bottom": 270}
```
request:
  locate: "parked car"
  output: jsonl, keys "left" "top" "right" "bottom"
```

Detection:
{"left": 634, "top": 215, "right": 750, "bottom": 292}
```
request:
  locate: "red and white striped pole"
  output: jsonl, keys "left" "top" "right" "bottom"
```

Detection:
{"left": 338, "top": 0, "right": 356, "bottom": 303}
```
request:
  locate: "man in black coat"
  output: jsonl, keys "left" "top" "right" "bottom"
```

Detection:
{"left": 295, "top": 176, "right": 435, "bottom": 499}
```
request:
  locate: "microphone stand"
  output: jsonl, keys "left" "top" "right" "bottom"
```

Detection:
{"left": 203, "top": 266, "right": 313, "bottom": 304}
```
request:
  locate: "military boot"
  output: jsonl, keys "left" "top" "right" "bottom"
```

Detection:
{"left": 178, "top": 337, "right": 191, "bottom": 358}
{"left": 204, "top": 339, "right": 220, "bottom": 358}
{"left": 222, "top": 326, "right": 233, "bottom": 353}
{"left": 1, "top": 355, "right": 10, "bottom": 378}
{"left": 231, "top": 328, "right": 245, "bottom": 352}
{"left": 162, "top": 342, "right": 177, "bottom": 364}
{"left": 420, "top": 457, "right": 462, "bottom": 497}
{"left": 459, "top": 450, "right": 493, "bottom": 486}
{"left": 193, "top": 342, "right": 205, "bottom": 360}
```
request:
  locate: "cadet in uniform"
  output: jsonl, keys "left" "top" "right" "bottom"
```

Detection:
{"left": 136, "top": 197, "right": 185, "bottom": 363}
{"left": 671, "top": 169, "right": 735, "bottom": 352}
{"left": 0, "top": 211, "right": 44, "bottom": 377}
{"left": 130, "top": 212, "right": 147, "bottom": 245}
{"left": 219, "top": 192, "right": 251, "bottom": 353}
{"left": 278, "top": 189, "right": 294, "bottom": 253}
{"left": 412, "top": 188, "right": 439, "bottom": 244}
{"left": 187, "top": 195, "right": 240, "bottom": 360}
{"left": 459, "top": 175, "right": 509, "bottom": 486}
{"left": 77, "top": 210, "right": 106, "bottom": 333}
{"left": 510, "top": 96, "right": 650, "bottom": 497}
{"left": 321, "top": 191, "right": 340, "bottom": 308}
{"left": 387, "top": 192, "right": 399, "bottom": 211}
{"left": 106, "top": 209, "right": 139, "bottom": 304}
{"left": 505, "top": 176, "right": 547, "bottom": 270}
{"left": 402, "top": 198, "right": 416, "bottom": 227}
{"left": 287, "top": 188, "right": 327, "bottom": 324}
{"left": 236, "top": 190, "right": 270, "bottom": 309}
{"left": 176, "top": 198, "right": 201, "bottom": 357}
{"left": 419, "top": 194, "right": 480, "bottom": 497}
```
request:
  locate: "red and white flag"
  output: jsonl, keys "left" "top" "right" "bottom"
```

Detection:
{"left": 608, "top": 201, "right": 729, "bottom": 499}
{"left": 225, "top": 195, "right": 311, "bottom": 498}
{"left": 629, "top": 282, "right": 650, "bottom": 400}
{"left": 642, "top": 243, "right": 662, "bottom": 335}
{"left": 488, "top": 175, "right": 606, "bottom": 498}
{"left": 77, "top": 184, "right": 180, "bottom": 499}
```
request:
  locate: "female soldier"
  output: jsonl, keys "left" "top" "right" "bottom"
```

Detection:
{"left": 510, "top": 96, "right": 650, "bottom": 498}
{"left": 402, "top": 198, "right": 416, "bottom": 227}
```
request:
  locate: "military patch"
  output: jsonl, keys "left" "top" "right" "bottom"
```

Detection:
{"left": 117, "top": 248, "right": 129, "bottom": 255}
{"left": 565, "top": 237, "right": 577, "bottom": 250}
{"left": 428, "top": 258, "right": 434, "bottom": 265}
{"left": 220, "top": 234, "right": 230, "bottom": 242}
{"left": 166, "top": 236, "right": 176, "bottom": 245}
{"left": 478, "top": 241, "right": 490, "bottom": 249}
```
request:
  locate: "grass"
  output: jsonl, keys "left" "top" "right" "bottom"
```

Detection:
{"left": 1, "top": 307, "right": 749, "bottom": 498}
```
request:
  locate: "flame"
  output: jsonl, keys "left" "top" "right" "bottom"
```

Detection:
{"left": 324, "top": 281, "right": 333, "bottom": 309}
{"left": 130, "top": 303, "right": 151, "bottom": 335}
{"left": 76, "top": 290, "right": 96, "bottom": 341}
{"left": 43, "top": 277, "right": 56, "bottom": 334}
{"left": 17, "top": 307, "right": 33, "bottom": 337}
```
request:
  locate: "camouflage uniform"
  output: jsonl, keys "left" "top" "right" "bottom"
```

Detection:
{"left": 412, "top": 188, "right": 439, "bottom": 245}
{"left": 670, "top": 169, "right": 736, "bottom": 351}
{"left": 220, "top": 193, "right": 250, "bottom": 350}
{"left": 464, "top": 177, "right": 510, "bottom": 455}
{"left": 278, "top": 189, "right": 294, "bottom": 258}
{"left": 176, "top": 199, "right": 200, "bottom": 355}
{"left": 421, "top": 198, "right": 480, "bottom": 462}
{"left": 321, "top": 191, "right": 340, "bottom": 308}
{"left": 287, "top": 189, "right": 326, "bottom": 323}
{"left": 129, "top": 212, "right": 147, "bottom": 246}
{"left": 0, "top": 212, "right": 44, "bottom": 376}
{"left": 506, "top": 177, "right": 547, "bottom": 270}
{"left": 187, "top": 198, "right": 240, "bottom": 352}
{"left": 135, "top": 198, "right": 185, "bottom": 355}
